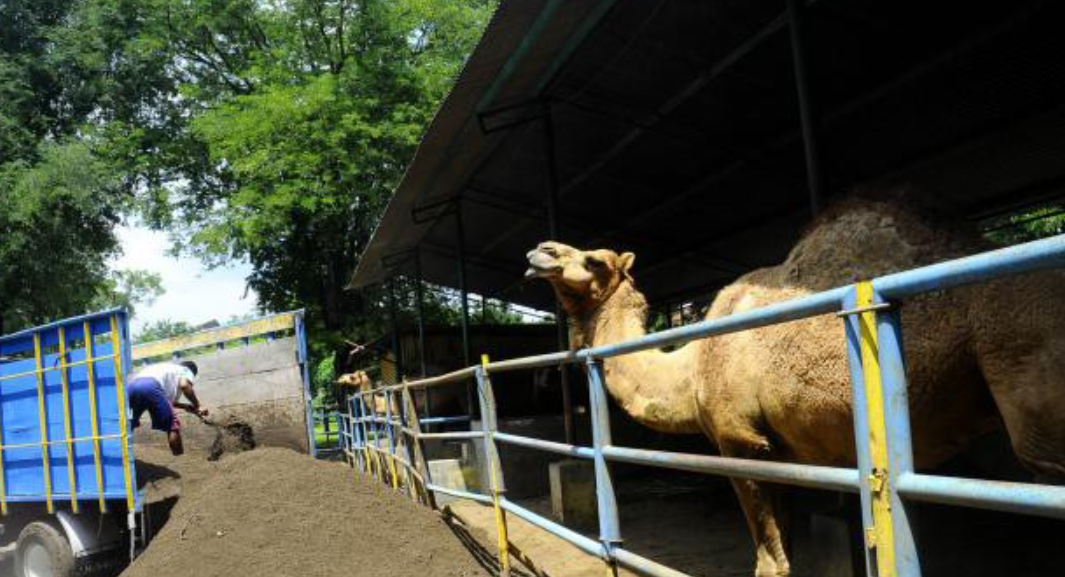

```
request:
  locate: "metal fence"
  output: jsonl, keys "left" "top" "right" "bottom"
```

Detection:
{"left": 338, "top": 235, "right": 1065, "bottom": 577}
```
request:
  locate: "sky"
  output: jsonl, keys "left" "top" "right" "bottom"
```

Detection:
{"left": 112, "top": 224, "right": 259, "bottom": 334}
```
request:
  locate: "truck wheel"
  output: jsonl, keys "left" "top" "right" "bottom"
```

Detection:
{"left": 15, "top": 522, "right": 75, "bottom": 577}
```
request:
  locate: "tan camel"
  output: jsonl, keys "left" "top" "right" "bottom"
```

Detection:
{"left": 525, "top": 198, "right": 1065, "bottom": 576}
{"left": 338, "top": 371, "right": 396, "bottom": 414}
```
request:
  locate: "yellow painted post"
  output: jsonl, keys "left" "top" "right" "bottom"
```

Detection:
{"left": 385, "top": 391, "right": 400, "bottom": 492}
{"left": 109, "top": 315, "right": 135, "bottom": 510}
{"left": 480, "top": 355, "right": 511, "bottom": 577}
{"left": 83, "top": 321, "right": 107, "bottom": 512}
{"left": 856, "top": 281, "right": 897, "bottom": 577}
{"left": 366, "top": 392, "right": 381, "bottom": 482}
{"left": 56, "top": 327, "right": 79, "bottom": 513}
{"left": 32, "top": 333, "right": 54, "bottom": 514}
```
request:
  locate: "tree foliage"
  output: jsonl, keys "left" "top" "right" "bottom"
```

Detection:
{"left": 105, "top": 0, "right": 497, "bottom": 369}
{"left": 985, "top": 206, "right": 1065, "bottom": 246}
{"left": 0, "top": 0, "right": 168, "bottom": 332}
{"left": 135, "top": 318, "right": 195, "bottom": 343}
{"left": 1, "top": 0, "right": 501, "bottom": 374}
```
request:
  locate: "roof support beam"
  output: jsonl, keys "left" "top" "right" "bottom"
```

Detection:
{"left": 542, "top": 107, "right": 575, "bottom": 445}
{"left": 454, "top": 200, "right": 476, "bottom": 421}
{"left": 554, "top": 5, "right": 813, "bottom": 198}
{"left": 787, "top": 0, "right": 825, "bottom": 216}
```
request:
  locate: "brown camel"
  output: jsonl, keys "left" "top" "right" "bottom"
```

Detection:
{"left": 525, "top": 198, "right": 1065, "bottom": 576}
{"left": 338, "top": 371, "right": 396, "bottom": 414}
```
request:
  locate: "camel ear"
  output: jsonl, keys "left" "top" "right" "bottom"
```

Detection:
{"left": 618, "top": 252, "right": 635, "bottom": 282}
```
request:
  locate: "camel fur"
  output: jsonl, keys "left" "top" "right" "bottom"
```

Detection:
{"left": 525, "top": 198, "right": 1065, "bottom": 576}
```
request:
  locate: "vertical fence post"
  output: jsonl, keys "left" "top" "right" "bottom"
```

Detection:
{"left": 361, "top": 393, "right": 377, "bottom": 479}
{"left": 402, "top": 386, "right": 437, "bottom": 510}
{"left": 843, "top": 282, "right": 920, "bottom": 577}
{"left": 477, "top": 356, "right": 510, "bottom": 577}
{"left": 364, "top": 391, "right": 381, "bottom": 482}
{"left": 874, "top": 289, "right": 921, "bottom": 577}
{"left": 384, "top": 389, "right": 400, "bottom": 491}
{"left": 843, "top": 289, "right": 877, "bottom": 577}
{"left": 391, "top": 388, "right": 417, "bottom": 501}
{"left": 585, "top": 358, "right": 622, "bottom": 576}
{"left": 349, "top": 395, "right": 363, "bottom": 472}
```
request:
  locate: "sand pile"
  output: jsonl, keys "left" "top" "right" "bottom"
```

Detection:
{"left": 205, "top": 419, "right": 257, "bottom": 461}
{"left": 126, "top": 447, "right": 491, "bottom": 577}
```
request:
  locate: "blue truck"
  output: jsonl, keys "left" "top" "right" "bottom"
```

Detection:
{"left": 0, "top": 309, "right": 143, "bottom": 577}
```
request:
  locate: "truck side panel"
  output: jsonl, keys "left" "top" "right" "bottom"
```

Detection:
{"left": 0, "top": 311, "right": 138, "bottom": 508}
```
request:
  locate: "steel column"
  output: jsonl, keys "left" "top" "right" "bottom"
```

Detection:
{"left": 787, "top": 0, "right": 825, "bottom": 215}
{"left": 544, "top": 106, "right": 576, "bottom": 445}
{"left": 414, "top": 250, "right": 431, "bottom": 428}
{"left": 387, "top": 277, "right": 403, "bottom": 383}
{"left": 585, "top": 358, "right": 622, "bottom": 575}
{"left": 875, "top": 295, "right": 921, "bottom": 577}
{"left": 455, "top": 199, "right": 476, "bottom": 420}
{"left": 843, "top": 290, "right": 878, "bottom": 577}
{"left": 843, "top": 282, "right": 920, "bottom": 577}
{"left": 414, "top": 251, "right": 428, "bottom": 379}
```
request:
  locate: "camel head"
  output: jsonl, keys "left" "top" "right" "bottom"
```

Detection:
{"left": 525, "top": 241, "right": 635, "bottom": 317}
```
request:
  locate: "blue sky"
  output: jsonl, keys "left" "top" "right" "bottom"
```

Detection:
{"left": 112, "top": 224, "right": 259, "bottom": 334}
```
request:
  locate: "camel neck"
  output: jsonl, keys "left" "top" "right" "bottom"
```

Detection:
{"left": 576, "top": 282, "right": 702, "bottom": 434}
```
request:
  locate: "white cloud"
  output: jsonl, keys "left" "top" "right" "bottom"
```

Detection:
{"left": 111, "top": 224, "right": 259, "bottom": 333}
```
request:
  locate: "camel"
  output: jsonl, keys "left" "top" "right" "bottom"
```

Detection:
{"left": 525, "top": 198, "right": 1065, "bottom": 576}
{"left": 338, "top": 370, "right": 396, "bottom": 414}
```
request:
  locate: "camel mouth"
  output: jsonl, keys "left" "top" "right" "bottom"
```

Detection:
{"left": 524, "top": 264, "right": 561, "bottom": 280}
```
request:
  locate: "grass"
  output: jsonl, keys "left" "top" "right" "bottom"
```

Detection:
{"left": 314, "top": 413, "right": 342, "bottom": 449}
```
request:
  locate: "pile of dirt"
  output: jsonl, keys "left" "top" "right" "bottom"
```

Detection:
{"left": 126, "top": 447, "right": 491, "bottom": 577}
{"left": 205, "top": 419, "right": 257, "bottom": 461}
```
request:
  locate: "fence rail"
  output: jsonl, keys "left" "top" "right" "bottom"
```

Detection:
{"left": 338, "top": 234, "right": 1065, "bottom": 577}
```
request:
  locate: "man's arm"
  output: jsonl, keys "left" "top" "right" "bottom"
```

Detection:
{"left": 178, "top": 379, "right": 209, "bottom": 416}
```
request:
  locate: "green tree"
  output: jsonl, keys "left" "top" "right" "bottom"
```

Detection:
{"left": 0, "top": 140, "right": 128, "bottom": 332}
{"left": 985, "top": 206, "right": 1065, "bottom": 246}
{"left": 110, "top": 0, "right": 496, "bottom": 365}
{"left": 0, "top": 0, "right": 172, "bottom": 333}
{"left": 135, "top": 318, "right": 195, "bottom": 343}
{"left": 91, "top": 269, "right": 165, "bottom": 317}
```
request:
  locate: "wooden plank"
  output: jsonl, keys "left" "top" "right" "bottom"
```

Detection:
{"left": 132, "top": 313, "right": 297, "bottom": 360}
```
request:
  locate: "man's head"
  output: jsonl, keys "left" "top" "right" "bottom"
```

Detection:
{"left": 179, "top": 360, "right": 198, "bottom": 378}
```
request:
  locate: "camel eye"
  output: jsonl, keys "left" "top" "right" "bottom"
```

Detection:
{"left": 585, "top": 256, "right": 605, "bottom": 269}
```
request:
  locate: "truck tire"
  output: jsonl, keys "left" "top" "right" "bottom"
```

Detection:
{"left": 15, "top": 521, "right": 75, "bottom": 577}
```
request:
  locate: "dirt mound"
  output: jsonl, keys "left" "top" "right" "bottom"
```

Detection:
{"left": 206, "top": 419, "right": 257, "bottom": 461}
{"left": 127, "top": 448, "right": 490, "bottom": 577}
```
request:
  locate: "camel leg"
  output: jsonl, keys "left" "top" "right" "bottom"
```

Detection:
{"left": 731, "top": 478, "right": 790, "bottom": 577}
{"left": 717, "top": 432, "right": 791, "bottom": 577}
{"left": 979, "top": 337, "right": 1065, "bottom": 482}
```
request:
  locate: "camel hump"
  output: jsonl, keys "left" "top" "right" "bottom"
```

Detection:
{"left": 779, "top": 197, "right": 986, "bottom": 291}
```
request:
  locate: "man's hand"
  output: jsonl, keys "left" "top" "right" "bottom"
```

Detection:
{"left": 197, "top": 407, "right": 210, "bottom": 418}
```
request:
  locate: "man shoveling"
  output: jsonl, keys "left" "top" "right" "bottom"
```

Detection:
{"left": 129, "top": 360, "right": 209, "bottom": 455}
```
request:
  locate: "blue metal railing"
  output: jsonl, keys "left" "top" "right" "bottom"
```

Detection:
{"left": 341, "top": 234, "right": 1065, "bottom": 577}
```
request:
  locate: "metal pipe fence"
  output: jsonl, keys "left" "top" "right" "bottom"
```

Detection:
{"left": 339, "top": 234, "right": 1065, "bottom": 577}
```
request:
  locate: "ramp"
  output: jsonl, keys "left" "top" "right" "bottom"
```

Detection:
{"left": 131, "top": 311, "right": 315, "bottom": 455}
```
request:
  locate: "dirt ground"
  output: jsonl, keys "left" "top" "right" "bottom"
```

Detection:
{"left": 124, "top": 446, "right": 492, "bottom": 577}
{"left": 449, "top": 475, "right": 752, "bottom": 577}
{"left": 448, "top": 467, "right": 1065, "bottom": 577}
